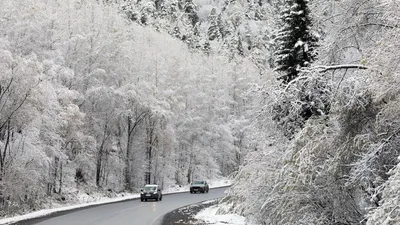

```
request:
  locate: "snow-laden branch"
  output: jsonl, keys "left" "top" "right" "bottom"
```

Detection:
{"left": 283, "top": 64, "right": 369, "bottom": 91}
{"left": 314, "top": 64, "right": 368, "bottom": 72}
{"left": 340, "top": 23, "right": 399, "bottom": 34}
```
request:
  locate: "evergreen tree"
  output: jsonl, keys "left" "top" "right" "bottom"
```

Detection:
{"left": 273, "top": 0, "right": 318, "bottom": 84}
{"left": 183, "top": 0, "right": 199, "bottom": 27}
{"left": 246, "top": 0, "right": 264, "bottom": 20}
{"left": 207, "top": 8, "right": 220, "bottom": 41}
{"left": 154, "top": 0, "right": 163, "bottom": 10}
{"left": 203, "top": 40, "right": 211, "bottom": 55}
{"left": 180, "top": 0, "right": 201, "bottom": 49}
{"left": 217, "top": 14, "right": 226, "bottom": 39}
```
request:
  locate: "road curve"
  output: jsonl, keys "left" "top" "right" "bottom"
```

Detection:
{"left": 23, "top": 187, "right": 228, "bottom": 225}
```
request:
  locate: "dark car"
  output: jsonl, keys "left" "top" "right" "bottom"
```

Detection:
{"left": 190, "top": 180, "right": 209, "bottom": 193}
{"left": 140, "top": 184, "right": 162, "bottom": 201}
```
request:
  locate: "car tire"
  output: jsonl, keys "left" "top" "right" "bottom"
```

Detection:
{"left": 141, "top": 198, "right": 144, "bottom": 202}
{"left": 155, "top": 197, "right": 159, "bottom": 201}
{"left": 145, "top": 199, "right": 147, "bottom": 201}
{"left": 160, "top": 197, "right": 162, "bottom": 201}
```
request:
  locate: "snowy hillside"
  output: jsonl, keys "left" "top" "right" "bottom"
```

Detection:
{"left": 1, "top": 0, "right": 400, "bottom": 224}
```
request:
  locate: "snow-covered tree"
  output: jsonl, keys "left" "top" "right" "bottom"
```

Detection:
{"left": 226, "top": 0, "right": 400, "bottom": 224}
{"left": 273, "top": 0, "right": 318, "bottom": 83}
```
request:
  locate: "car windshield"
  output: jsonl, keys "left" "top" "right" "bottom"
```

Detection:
{"left": 144, "top": 186, "right": 157, "bottom": 191}
{"left": 192, "top": 181, "right": 204, "bottom": 184}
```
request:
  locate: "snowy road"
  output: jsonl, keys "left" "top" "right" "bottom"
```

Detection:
{"left": 23, "top": 187, "right": 228, "bottom": 225}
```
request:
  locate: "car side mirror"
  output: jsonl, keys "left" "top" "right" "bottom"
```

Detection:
{"left": 157, "top": 189, "right": 161, "bottom": 191}
{"left": 140, "top": 189, "right": 143, "bottom": 192}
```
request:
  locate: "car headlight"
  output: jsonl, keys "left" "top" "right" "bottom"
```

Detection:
{"left": 153, "top": 192, "right": 157, "bottom": 194}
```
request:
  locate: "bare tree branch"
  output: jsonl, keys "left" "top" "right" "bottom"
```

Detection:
{"left": 0, "top": 78, "right": 13, "bottom": 103}
{"left": 0, "top": 91, "right": 30, "bottom": 132}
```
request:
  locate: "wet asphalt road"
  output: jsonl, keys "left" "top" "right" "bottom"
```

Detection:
{"left": 30, "top": 187, "right": 228, "bottom": 225}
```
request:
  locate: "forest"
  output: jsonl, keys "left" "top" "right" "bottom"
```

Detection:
{"left": 1, "top": 0, "right": 400, "bottom": 224}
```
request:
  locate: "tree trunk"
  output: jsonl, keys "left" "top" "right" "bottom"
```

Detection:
{"left": 96, "top": 125, "right": 107, "bottom": 187}
{"left": 152, "top": 136, "right": 159, "bottom": 184}
{"left": 124, "top": 109, "right": 149, "bottom": 189}
{"left": 145, "top": 125, "right": 153, "bottom": 185}
{"left": 0, "top": 121, "right": 11, "bottom": 180}
{"left": 125, "top": 115, "right": 132, "bottom": 191}
{"left": 58, "top": 162, "right": 63, "bottom": 194}
{"left": 53, "top": 157, "right": 59, "bottom": 193}
{"left": 145, "top": 115, "right": 158, "bottom": 185}
{"left": 95, "top": 151, "right": 102, "bottom": 187}
{"left": 187, "top": 168, "right": 192, "bottom": 184}
{"left": 187, "top": 140, "right": 194, "bottom": 184}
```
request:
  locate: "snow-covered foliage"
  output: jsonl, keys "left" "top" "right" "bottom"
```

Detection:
{"left": 0, "top": 0, "right": 262, "bottom": 217}
{"left": 226, "top": 0, "right": 400, "bottom": 224}
{"left": 366, "top": 157, "right": 400, "bottom": 225}
{"left": 117, "top": 0, "right": 274, "bottom": 69}
{"left": 272, "top": 70, "right": 331, "bottom": 139}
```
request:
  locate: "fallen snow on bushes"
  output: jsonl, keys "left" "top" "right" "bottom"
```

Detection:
{"left": 194, "top": 203, "right": 256, "bottom": 225}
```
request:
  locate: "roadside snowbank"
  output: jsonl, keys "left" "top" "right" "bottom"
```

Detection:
{"left": 195, "top": 205, "right": 246, "bottom": 225}
{"left": 195, "top": 203, "right": 254, "bottom": 225}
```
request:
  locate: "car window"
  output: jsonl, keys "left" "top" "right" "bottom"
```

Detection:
{"left": 193, "top": 181, "right": 204, "bottom": 184}
{"left": 144, "top": 186, "right": 157, "bottom": 191}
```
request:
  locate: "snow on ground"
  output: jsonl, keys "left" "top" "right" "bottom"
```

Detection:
{"left": 0, "top": 179, "right": 232, "bottom": 225}
{"left": 195, "top": 203, "right": 254, "bottom": 225}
